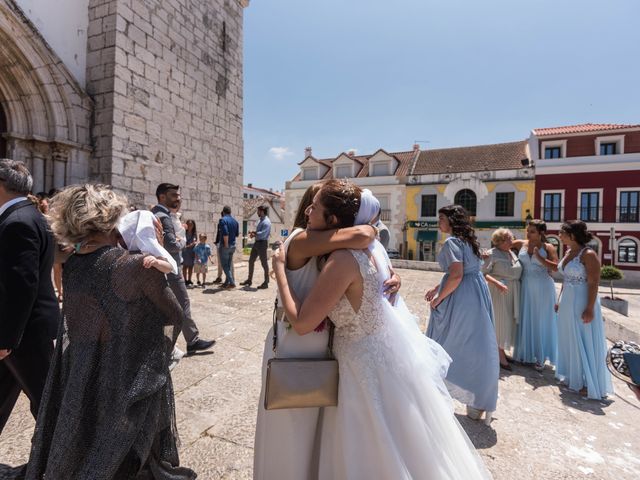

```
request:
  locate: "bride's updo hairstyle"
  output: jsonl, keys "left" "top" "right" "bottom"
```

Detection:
{"left": 560, "top": 220, "right": 593, "bottom": 246}
{"left": 438, "top": 204, "right": 481, "bottom": 258}
{"left": 318, "top": 179, "right": 362, "bottom": 228}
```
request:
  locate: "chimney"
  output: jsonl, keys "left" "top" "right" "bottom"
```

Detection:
{"left": 304, "top": 146, "right": 312, "bottom": 158}
{"left": 248, "top": 183, "right": 252, "bottom": 188}
{"left": 347, "top": 149, "right": 356, "bottom": 158}
{"left": 413, "top": 143, "right": 420, "bottom": 152}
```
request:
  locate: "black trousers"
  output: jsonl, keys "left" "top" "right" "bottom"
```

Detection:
{"left": 248, "top": 240, "right": 269, "bottom": 283}
{"left": 0, "top": 333, "right": 54, "bottom": 435}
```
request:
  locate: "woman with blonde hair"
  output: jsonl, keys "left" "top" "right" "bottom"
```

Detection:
{"left": 483, "top": 228, "right": 522, "bottom": 370}
{"left": 26, "top": 184, "right": 195, "bottom": 479}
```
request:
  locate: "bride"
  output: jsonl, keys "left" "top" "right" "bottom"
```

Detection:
{"left": 253, "top": 182, "right": 400, "bottom": 480}
{"left": 273, "top": 179, "right": 492, "bottom": 479}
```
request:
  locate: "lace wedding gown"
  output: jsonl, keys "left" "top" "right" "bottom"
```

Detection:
{"left": 318, "top": 250, "right": 492, "bottom": 479}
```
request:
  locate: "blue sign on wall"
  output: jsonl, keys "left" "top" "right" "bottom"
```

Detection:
{"left": 281, "top": 229, "right": 289, "bottom": 237}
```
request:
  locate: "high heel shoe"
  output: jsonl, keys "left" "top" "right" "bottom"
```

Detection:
{"left": 466, "top": 405, "right": 483, "bottom": 420}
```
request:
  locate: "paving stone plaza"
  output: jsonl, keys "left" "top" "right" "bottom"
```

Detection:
{"left": 1, "top": 264, "right": 639, "bottom": 480}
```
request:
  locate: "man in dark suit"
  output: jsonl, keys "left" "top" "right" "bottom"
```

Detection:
{"left": 152, "top": 183, "right": 215, "bottom": 354}
{"left": 0, "top": 159, "right": 59, "bottom": 435}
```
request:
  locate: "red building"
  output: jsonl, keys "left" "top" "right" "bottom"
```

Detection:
{"left": 531, "top": 123, "right": 640, "bottom": 278}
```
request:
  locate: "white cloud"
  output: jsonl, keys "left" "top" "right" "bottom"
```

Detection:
{"left": 347, "top": 148, "right": 358, "bottom": 155}
{"left": 269, "top": 147, "right": 293, "bottom": 161}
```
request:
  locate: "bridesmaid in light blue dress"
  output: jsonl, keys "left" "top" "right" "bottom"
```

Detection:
{"left": 552, "top": 221, "right": 613, "bottom": 399}
{"left": 512, "top": 220, "right": 558, "bottom": 370}
{"left": 426, "top": 205, "right": 499, "bottom": 422}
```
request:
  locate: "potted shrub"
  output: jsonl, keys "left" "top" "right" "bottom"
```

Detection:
{"left": 600, "top": 266, "right": 628, "bottom": 316}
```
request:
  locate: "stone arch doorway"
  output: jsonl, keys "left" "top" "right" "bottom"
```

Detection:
{"left": 455, "top": 188, "right": 477, "bottom": 216}
{"left": 0, "top": 0, "right": 92, "bottom": 191}
{"left": 0, "top": 102, "right": 6, "bottom": 158}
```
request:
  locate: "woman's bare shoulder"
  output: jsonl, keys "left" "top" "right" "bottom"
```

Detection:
{"left": 327, "top": 249, "right": 359, "bottom": 268}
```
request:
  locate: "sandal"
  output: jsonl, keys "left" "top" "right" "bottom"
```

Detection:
{"left": 466, "top": 405, "right": 484, "bottom": 420}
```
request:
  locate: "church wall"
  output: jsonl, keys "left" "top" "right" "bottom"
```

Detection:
{"left": 87, "top": 0, "right": 245, "bottom": 236}
{"left": 14, "top": 0, "right": 90, "bottom": 86}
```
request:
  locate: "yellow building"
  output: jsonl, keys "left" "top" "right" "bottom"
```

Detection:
{"left": 404, "top": 141, "right": 535, "bottom": 261}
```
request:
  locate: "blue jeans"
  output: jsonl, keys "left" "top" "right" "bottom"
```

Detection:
{"left": 220, "top": 246, "right": 236, "bottom": 285}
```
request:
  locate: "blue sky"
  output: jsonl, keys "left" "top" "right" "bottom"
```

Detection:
{"left": 243, "top": 0, "right": 640, "bottom": 190}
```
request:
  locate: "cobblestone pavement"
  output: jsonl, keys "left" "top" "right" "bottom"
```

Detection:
{"left": 1, "top": 264, "right": 639, "bottom": 479}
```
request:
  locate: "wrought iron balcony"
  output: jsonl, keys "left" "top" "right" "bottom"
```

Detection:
{"left": 618, "top": 206, "right": 639, "bottom": 223}
{"left": 541, "top": 207, "right": 564, "bottom": 223}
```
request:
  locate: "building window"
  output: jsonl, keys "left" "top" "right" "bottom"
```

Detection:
{"left": 619, "top": 191, "right": 639, "bottom": 222}
{"left": 454, "top": 189, "right": 477, "bottom": 216}
{"left": 544, "top": 147, "right": 562, "bottom": 159}
{"left": 243, "top": 193, "right": 247, "bottom": 198}
{"left": 618, "top": 238, "right": 638, "bottom": 263}
{"left": 302, "top": 167, "right": 318, "bottom": 181}
{"left": 421, "top": 194, "right": 437, "bottom": 217}
{"left": 580, "top": 192, "right": 600, "bottom": 222}
{"left": 495, "top": 192, "right": 515, "bottom": 217}
{"left": 596, "top": 135, "right": 624, "bottom": 156}
{"left": 370, "top": 162, "right": 390, "bottom": 176}
{"left": 335, "top": 165, "right": 351, "bottom": 178}
{"left": 543, "top": 193, "right": 562, "bottom": 222}
{"left": 377, "top": 195, "right": 391, "bottom": 222}
{"left": 600, "top": 142, "right": 617, "bottom": 155}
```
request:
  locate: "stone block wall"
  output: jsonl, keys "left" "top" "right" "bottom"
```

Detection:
{"left": 87, "top": 0, "right": 245, "bottom": 235}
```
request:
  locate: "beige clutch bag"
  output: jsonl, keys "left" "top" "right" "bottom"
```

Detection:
{"left": 263, "top": 301, "right": 338, "bottom": 410}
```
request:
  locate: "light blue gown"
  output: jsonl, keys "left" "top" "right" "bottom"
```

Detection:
{"left": 515, "top": 246, "right": 557, "bottom": 365}
{"left": 427, "top": 237, "right": 499, "bottom": 412}
{"left": 556, "top": 248, "right": 614, "bottom": 399}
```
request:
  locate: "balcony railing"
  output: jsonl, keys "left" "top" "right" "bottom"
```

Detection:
{"left": 380, "top": 209, "right": 391, "bottom": 222}
{"left": 540, "top": 206, "right": 640, "bottom": 223}
{"left": 618, "top": 206, "right": 639, "bottom": 223}
{"left": 541, "top": 207, "right": 564, "bottom": 222}
{"left": 579, "top": 206, "right": 602, "bottom": 223}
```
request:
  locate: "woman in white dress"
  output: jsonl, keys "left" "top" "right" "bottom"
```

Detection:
{"left": 273, "top": 180, "right": 492, "bottom": 480}
{"left": 253, "top": 183, "right": 400, "bottom": 480}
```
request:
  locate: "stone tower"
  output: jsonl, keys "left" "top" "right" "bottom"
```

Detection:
{"left": 0, "top": 0, "right": 248, "bottom": 233}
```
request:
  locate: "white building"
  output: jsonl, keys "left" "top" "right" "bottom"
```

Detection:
{"left": 242, "top": 183, "right": 285, "bottom": 246}
{"left": 285, "top": 145, "right": 420, "bottom": 251}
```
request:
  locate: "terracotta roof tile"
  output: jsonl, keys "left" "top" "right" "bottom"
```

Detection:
{"left": 411, "top": 141, "right": 528, "bottom": 175}
{"left": 292, "top": 149, "right": 417, "bottom": 181}
{"left": 532, "top": 123, "right": 640, "bottom": 136}
{"left": 244, "top": 185, "right": 284, "bottom": 198}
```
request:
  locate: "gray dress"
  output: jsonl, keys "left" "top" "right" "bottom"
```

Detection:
{"left": 483, "top": 248, "right": 522, "bottom": 351}
{"left": 26, "top": 247, "right": 196, "bottom": 479}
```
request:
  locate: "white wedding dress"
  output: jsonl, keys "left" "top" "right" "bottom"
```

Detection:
{"left": 318, "top": 249, "right": 492, "bottom": 479}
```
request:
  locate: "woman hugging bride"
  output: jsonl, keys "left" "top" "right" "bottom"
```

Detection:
{"left": 254, "top": 179, "right": 492, "bottom": 480}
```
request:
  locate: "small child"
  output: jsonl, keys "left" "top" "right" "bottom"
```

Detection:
{"left": 118, "top": 210, "right": 178, "bottom": 275}
{"left": 118, "top": 210, "right": 184, "bottom": 369}
{"left": 193, "top": 234, "right": 214, "bottom": 287}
